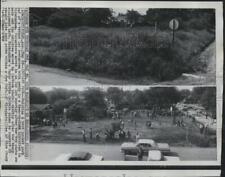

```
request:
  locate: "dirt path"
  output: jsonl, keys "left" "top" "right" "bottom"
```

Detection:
{"left": 30, "top": 64, "right": 100, "bottom": 86}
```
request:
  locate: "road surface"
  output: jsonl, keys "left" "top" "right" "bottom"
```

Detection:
{"left": 30, "top": 143, "right": 216, "bottom": 161}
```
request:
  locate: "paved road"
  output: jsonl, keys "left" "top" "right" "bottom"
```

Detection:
{"left": 30, "top": 64, "right": 100, "bottom": 85}
{"left": 30, "top": 143, "right": 216, "bottom": 161}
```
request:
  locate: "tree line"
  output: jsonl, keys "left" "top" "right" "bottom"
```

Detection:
{"left": 30, "top": 87, "right": 216, "bottom": 121}
{"left": 30, "top": 8, "right": 215, "bottom": 30}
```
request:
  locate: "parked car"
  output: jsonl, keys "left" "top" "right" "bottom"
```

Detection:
{"left": 121, "top": 139, "right": 170, "bottom": 156}
{"left": 54, "top": 151, "right": 104, "bottom": 161}
{"left": 147, "top": 150, "right": 180, "bottom": 161}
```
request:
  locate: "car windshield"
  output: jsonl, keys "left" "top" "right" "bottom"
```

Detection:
{"left": 68, "top": 152, "right": 92, "bottom": 161}
{"left": 137, "top": 141, "right": 157, "bottom": 148}
{"left": 84, "top": 152, "right": 92, "bottom": 160}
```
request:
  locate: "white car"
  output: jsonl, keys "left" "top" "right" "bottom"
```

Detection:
{"left": 121, "top": 139, "right": 170, "bottom": 155}
{"left": 147, "top": 150, "right": 180, "bottom": 161}
{"left": 54, "top": 151, "right": 104, "bottom": 161}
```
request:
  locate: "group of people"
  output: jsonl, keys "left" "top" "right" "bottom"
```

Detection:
{"left": 118, "top": 129, "right": 133, "bottom": 140}
{"left": 81, "top": 127, "right": 140, "bottom": 142}
{"left": 199, "top": 123, "right": 210, "bottom": 135}
{"left": 81, "top": 128, "right": 101, "bottom": 142}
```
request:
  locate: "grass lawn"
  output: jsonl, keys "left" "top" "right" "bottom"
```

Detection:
{"left": 31, "top": 112, "right": 216, "bottom": 147}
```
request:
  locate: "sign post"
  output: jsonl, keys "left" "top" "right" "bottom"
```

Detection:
{"left": 169, "top": 18, "right": 179, "bottom": 45}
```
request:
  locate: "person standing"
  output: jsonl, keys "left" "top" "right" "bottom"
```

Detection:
{"left": 134, "top": 120, "right": 137, "bottom": 130}
{"left": 120, "top": 120, "right": 124, "bottom": 129}
{"left": 82, "top": 129, "right": 86, "bottom": 142}
{"left": 89, "top": 128, "right": 93, "bottom": 140}
{"left": 135, "top": 132, "right": 140, "bottom": 142}
{"left": 137, "top": 146, "right": 143, "bottom": 161}
{"left": 127, "top": 130, "right": 131, "bottom": 140}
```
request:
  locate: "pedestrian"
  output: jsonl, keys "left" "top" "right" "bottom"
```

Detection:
{"left": 127, "top": 130, "right": 131, "bottom": 140}
{"left": 89, "top": 128, "right": 93, "bottom": 140}
{"left": 119, "top": 130, "right": 122, "bottom": 140}
{"left": 137, "top": 146, "right": 143, "bottom": 161}
{"left": 120, "top": 120, "right": 124, "bottom": 129}
{"left": 135, "top": 132, "right": 140, "bottom": 142}
{"left": 134, "top": 120, "right": 137, "bottom": 130}
{"left": 204, "top": 124, "right": 208, "bottom": 135}
{"left": 82, "top": 129, "right": 86, "bottom": 142}
{"left": 96, "top": 132, "right": 100, "bottom": 141}
{"left": 200, "top": 124, "right": 204, "bottom": 134}
{"left": 122, "top": 130, "right": 126, "bottom": 140}
{"left": 148, "top": 112, "right": 151, "bottom": 119}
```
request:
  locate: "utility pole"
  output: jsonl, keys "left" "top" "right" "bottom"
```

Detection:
{"left": 154, "top": 21, "right": 158, "bottom": 49}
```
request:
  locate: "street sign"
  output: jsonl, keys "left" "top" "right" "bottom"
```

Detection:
{"left": 169, "top": 18, "right": 179, "bottom": 30}
{"left": 169, "top": 18, "right": 179, "bottom": 44}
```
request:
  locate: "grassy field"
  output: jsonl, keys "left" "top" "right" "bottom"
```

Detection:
{"left": 30, "top": 26, "right": 215, "bottom": 82}
{"left": 31, "top": 112, "right": 216, "bottom": 147}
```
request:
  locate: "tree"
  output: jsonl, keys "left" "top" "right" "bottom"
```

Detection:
{"left": 106, "top": 87, "right": 124, "bottom": 109}
{"left": 200, "top": 88, "right": 216, "bottom": 118}
{"left": 84, "top": 8, "right": 113, "bottom": 26}
{"left": 129, "top": 89, "right": 147, "bottom": 109}
{"left": 180, "top": 89, "right": 191, "bottom": 101}
{"left": 83, "top": 88, "right": 105, "bottom": 107}
{"left": 46, "top": 88, "right": 78, "bottom": 104}
{"left": 30, "top": 8, "right": 57, "bottom": 26}
{"left": 83, "top": 88, "right": 107, "bottom": 118}
{"left": 126, "top": 9, "right": 141, "bottom": 26}
{"left": 52, "top": 98, "right": 79, "bottom": 115}
{"left": 190, "top": 87, "right": 207, "bottom": 103}
{"left": 30, "top": 87, "right": 47, "bottom": 104}
{"left": 67, "top": 101, "right": 87, "bottom": 121}
{"left": 145, "top": 87, "right": 181, "bottom": 109}
{"left": 47, "top": 8, "right": 84, "bottom": 28}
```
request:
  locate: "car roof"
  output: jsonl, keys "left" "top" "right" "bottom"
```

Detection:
{"left": 70, "top": 151, "right": 89, "bottom": 159}
{"left": 137, "top": 139, "right": 155, "bottom": 144}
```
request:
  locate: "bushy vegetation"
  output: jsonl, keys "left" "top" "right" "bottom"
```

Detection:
{"left": 30, "top": 86, "right": 216, "bottom": 121}
{"left": 30, "top": 26, "right": 214, "bottom": 81}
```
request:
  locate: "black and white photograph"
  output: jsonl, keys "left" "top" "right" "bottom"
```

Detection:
{"left": 0, "top": 1, "right": 223, "bottom": 177}
{"left": 29, "top": 8, "right": 216, "bottom": 85}
{"left": 30, "top": 86, "right": 217, "bottom": 162}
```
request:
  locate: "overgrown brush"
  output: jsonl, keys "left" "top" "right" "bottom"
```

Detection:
{"left": 30, "top": 26, "right": 214, "bottom": 81}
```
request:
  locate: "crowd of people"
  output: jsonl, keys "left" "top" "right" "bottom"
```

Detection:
{"left": 80, "top": 128, "right": 140, "bottom": 143}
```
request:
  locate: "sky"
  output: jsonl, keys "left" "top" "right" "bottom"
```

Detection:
{"left": 112, "top": 8, "right": 148, "bottom": 16}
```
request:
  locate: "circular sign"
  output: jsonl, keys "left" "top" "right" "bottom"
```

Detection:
{"left": 169, "top": 18, "right": 179, "bottom": 30}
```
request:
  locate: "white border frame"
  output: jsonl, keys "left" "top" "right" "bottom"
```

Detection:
{"left": 1, "top": 1, "right": 223, "bottom": 167}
